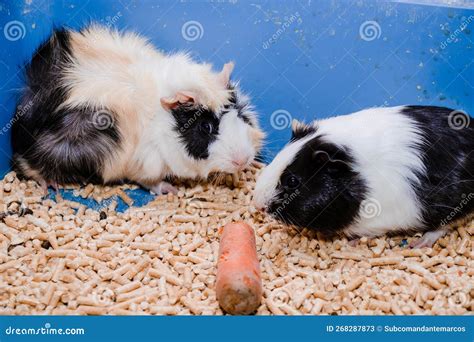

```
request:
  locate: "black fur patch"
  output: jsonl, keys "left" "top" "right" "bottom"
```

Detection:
{"left": 290, "top": 124, "right": 317, "bottom": 142}
{"left": 171, "top": 104, "right": 220, "bottom": 159}
{"left": 225, "top": 85, "right": 254, "bottom": 126}
{"left": 11, "top": 28, "right": 121, "bottom": 185}
{"left": 172, "top": 84, "right": 256, "bottom": 160}
{"left": 267, "top": 135, "right": 367, "bottom": 235}
{"left": 401, "top": 105, "right": 474, "bottom": 230}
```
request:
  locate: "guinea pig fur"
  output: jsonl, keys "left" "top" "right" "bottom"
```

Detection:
{"left": 253, "top": 105, "right": 473, "bottom": 248}
{"left": 11, "top": 25, "right": 264, "bottom": 194}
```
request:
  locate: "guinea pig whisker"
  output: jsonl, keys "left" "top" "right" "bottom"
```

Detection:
{"left": 212, "top": 173, "right": 226, "bottom": 186}
{"left": 430, "top": 179, "right": 474, "bottom": 193}
{"left": 208, "top": 172, "right": 221, "bottom": 186}
{"left": 273, "top": 211, "right": 285, "bottom": 222}
{"left": 426, "top": 203, "right": 460, "bottom": 210}
{"left": 273, "top": 209, "right": 297, "bottom": 228}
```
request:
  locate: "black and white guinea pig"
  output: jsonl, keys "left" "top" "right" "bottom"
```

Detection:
{"left": 254, "top": 105, "right": 473, "bottom": 248}
{"left": 11, "top": 25, "right": 264, "bottom": 194}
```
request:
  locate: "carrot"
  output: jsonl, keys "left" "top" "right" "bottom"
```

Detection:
{"left": 216, "top": 221, "right": 262, "bottom": 315}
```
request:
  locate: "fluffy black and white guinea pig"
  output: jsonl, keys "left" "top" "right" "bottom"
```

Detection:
{"left": 254, "top": 106, "right": 473, "bottom": 248}
{"left": 11, "top": 25, "right": 264, "bottom": 194}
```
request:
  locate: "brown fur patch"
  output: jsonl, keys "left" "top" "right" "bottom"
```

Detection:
{"left": 14, "top": 157, "right": 43, "bottom": 183}
{"left": 250, "top": 127, "right": 266, "bottom": 151}
{"left": 70, "top": 31, "right": 133, "bottom": 67}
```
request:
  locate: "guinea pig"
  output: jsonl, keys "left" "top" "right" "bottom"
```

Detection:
{"left": 253, "top": 105, "right": 473, "bottom": 248}
{"left": 11, "top": 25, "right": 264, "bottom": 194}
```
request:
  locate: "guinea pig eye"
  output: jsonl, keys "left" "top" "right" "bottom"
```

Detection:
{"left": 283, "top": 174, "right": 300, "bottom": 189}
{"left": 199, "top": 121, "right": 213, "bottom": 134}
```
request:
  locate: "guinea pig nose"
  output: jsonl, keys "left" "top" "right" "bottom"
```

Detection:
{"left": 231, "top": 160, "right": 243, "bottom": 167}
{"left": 231, "top": 156, "right": 250, "bottom": 168}
{"left": 253, "top": 202, "right": 267, "bottom": 212}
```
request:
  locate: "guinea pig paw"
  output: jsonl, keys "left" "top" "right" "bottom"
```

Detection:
{"left": 408, "top": 229, "right": 447, "bottom": 249}
{"left": 348, "top": 238, "right": 360, "bottom": 247}
{"left": 49, "top": 182, "right": 59, "bottom": 192}
{"left": 149, "top": 181, "right": 178, "bottom": 196}
{"left": 38, "top": 180, "right": 49, "bottom": 196}
{"left": 39, "top": 180, "right": 59, "bottom": 196}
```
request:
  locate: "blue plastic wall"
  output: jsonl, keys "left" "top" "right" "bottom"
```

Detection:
{"left": 0, "top": 0, "right": 473, "bottom": 176}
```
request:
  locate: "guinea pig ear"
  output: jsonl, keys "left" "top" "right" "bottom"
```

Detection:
{"left": 291, "top": 120, "right": 315, "bottom": 141}
{"left": 160, "top": 91, "right": 197, "bottom": 112}
{"left": 313, "top": 150, "right": 331, "bottom": 165}
{"left": 218, "top": 62, "right": 234, "bottom": 87}
{"left": 291, "top": 119, "right": 305, "bottom": 131}
{"left": 313, "top": 149, "right": 350, "bottom": 173}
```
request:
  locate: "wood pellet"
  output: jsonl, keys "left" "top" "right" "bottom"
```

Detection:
{"left": 0, "top": 164, "right": 472, "bottom": 315}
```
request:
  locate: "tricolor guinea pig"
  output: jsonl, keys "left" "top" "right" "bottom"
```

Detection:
{"left": 254, "top": 106, "right": 473, "bottom": 248}
{"left": 11, "top": 25, "right": 264, "bottom": 194}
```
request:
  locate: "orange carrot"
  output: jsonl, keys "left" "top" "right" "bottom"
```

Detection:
{"left": 216, "top": 221, "right": 262, "bottom": 315}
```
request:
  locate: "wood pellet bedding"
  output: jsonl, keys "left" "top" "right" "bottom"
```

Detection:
{"left": 0, "top": 163, "right": 472, "bottom": 315}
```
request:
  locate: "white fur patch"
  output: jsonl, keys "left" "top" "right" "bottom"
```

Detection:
{"left": 206, "top": 109, "right": 258, "bottom": 174}
{"left": 316, "top": 106, "right": 426, "bottom": 237}
{"left": 62, "top": 25, "right": 262, "bottom": 186}
{"left": 254, "top": 106, "right": 427, "bottom": 237}
{"left": 253, "top": 134, "right": 314, "bottom": 209}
